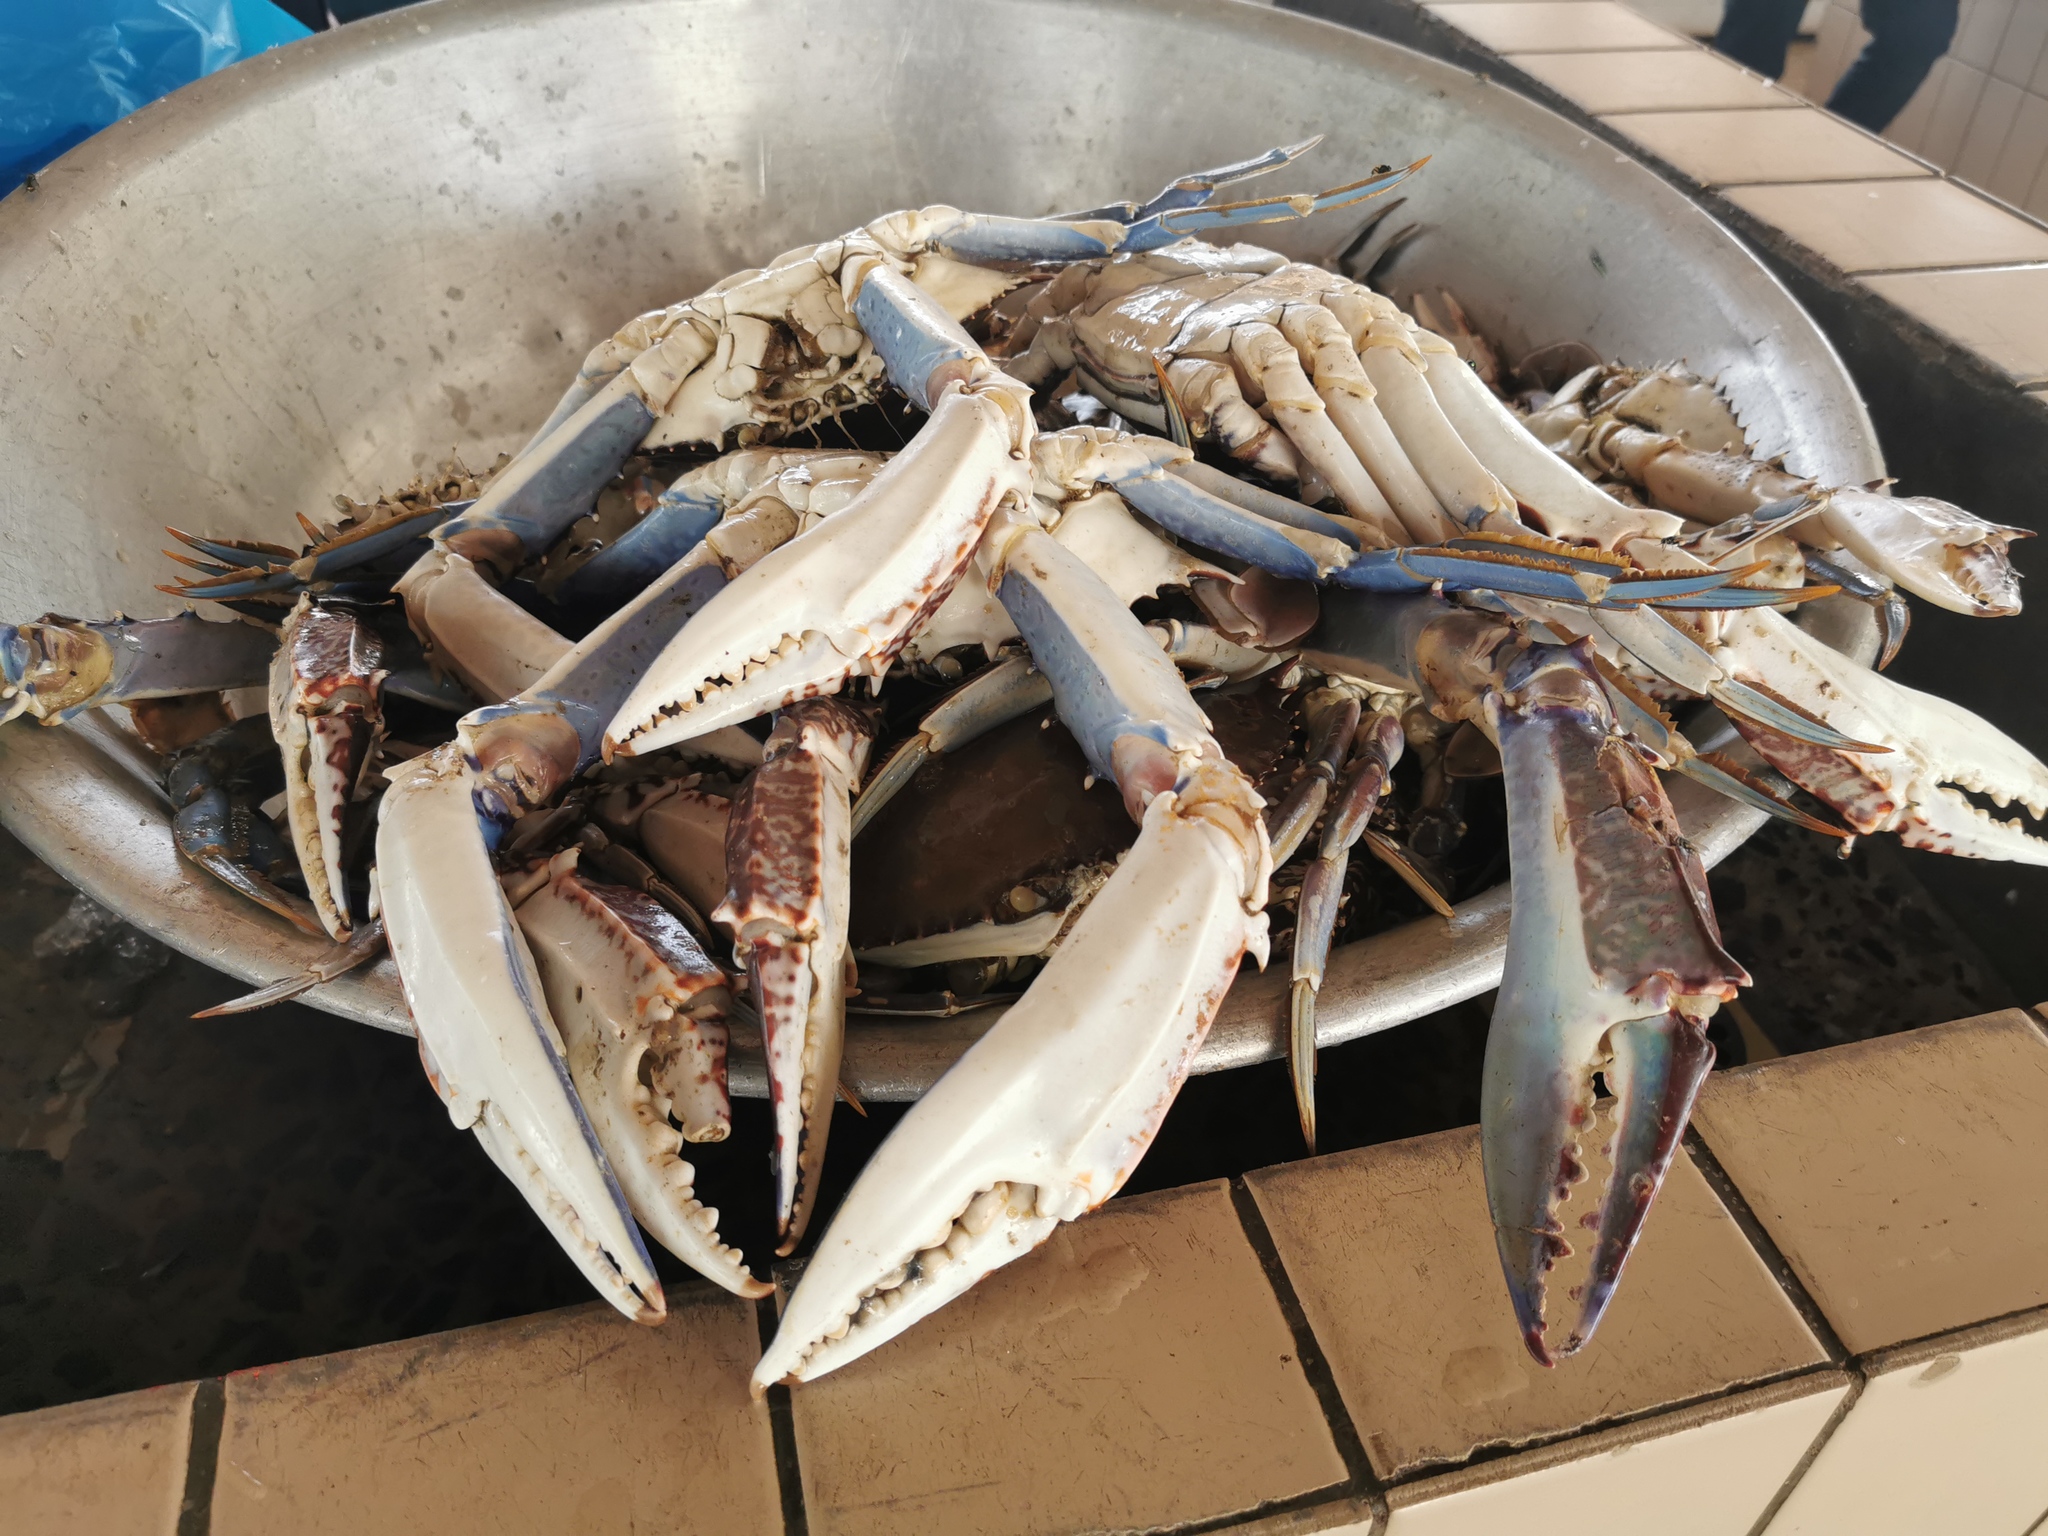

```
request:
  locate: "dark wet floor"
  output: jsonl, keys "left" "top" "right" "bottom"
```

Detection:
{"left": 0, "top": 811, "right": 2020, "bottom": 1415}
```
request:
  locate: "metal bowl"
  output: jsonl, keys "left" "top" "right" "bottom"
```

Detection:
{"left": 0, "top": 0, "right": 1879, "bottom": 1098}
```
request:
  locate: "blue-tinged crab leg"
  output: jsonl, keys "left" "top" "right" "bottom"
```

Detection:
{"left": 2, "top": 613, "right": 274, "bottom": 726}
{"left": 161, "top": 502, "right": 467, "bottom": 602}
{"left": 755, "top": 509, "right": 1269, "bottom": 1387}
{"left": 165, "top": 717, "right": 326, "bottom": 938}
{"left": 1093, "top": 437, "right": 1777, "bottom": 607}
{"left": 1288, "top": 704, "right": 1404, "bottom": 1151}
{"left": 1056, "top": 136, "right": 1325, "bottom": 222}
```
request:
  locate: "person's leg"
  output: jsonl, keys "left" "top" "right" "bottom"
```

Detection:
{"left": 1714, "top": 0, "right": 1807, "bottom": 78}
{"left": 1827, "top": 0, "right": 1960, "bottom": 131}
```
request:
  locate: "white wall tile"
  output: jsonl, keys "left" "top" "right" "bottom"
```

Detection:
{"left": 1923, "top": 61, "right": 1993, "bottom": 165}
{"left": 1763, "top": 1321, "right": 2048, "bottom": 1536}
{"left": 2027, "top": 150, "right": 2048, "bottom": 218}
{"left": 1388, "top": 1383, "right": 1850, "bottom": 1536}
{"left": 1952, "top": 0, "right": 2016, "bottom": 72}
{"left": 1956, "top": 74, "right": 2025, "bottom": 186}
{"left": 1988, "top": 91, "right": 2048, "bottom": 203}
{"left": 1993, "top": 0, "right": 2048, "bottom": 87}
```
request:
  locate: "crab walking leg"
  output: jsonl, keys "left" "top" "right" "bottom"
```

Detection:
{"left": 270, "top": 598, "right": 386, "bottom": 939}
{"left": 715, "top": 700, "right": 873, "bottom": 1251}
{"left": 513, "top": 850, "right": 768, "bottom": 1298}
{"left": 1479, "top": 640, "right": 1747, "bottom": 1363}
{"left": 1230, "top": 323, "right": 1406, "bottom": 544}
{"left": 1267, "top": 688, "right": 1365, "bottom": 866}
{"left": 380, "top": 748, "right": 664, "bottom": 1323}
{"left": 1415, "top": 329, "right": 1684, "bottom": 547}
{"left": 1586, "top": 423, "right": 2027, "bottom": 615}
{"left": 1, "top": 612, "right": 274, "bottom": 725}
{"left": 1288, "top": 706, "right": 1403, "bottom": 1152}
{"left": 1714, "top": 609, "right": 2048, "bottom": 861}
{"left": 756, "top": 514, "right": 1268, "bottom": 1387}
{"left": 1331, "top": 291, "right": 1519, "bottom": 531}
{"left": 605, "top": 265, "right": 1035, "bottom": 753}
{"left": 1278, "top": 303, "right": 1460, "bottom": 545}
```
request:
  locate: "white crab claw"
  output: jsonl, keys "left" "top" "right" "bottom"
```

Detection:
{"left": 605, "top": 386, "right": 1031, "bottom": 755}
{"left": 378, "top": 746, "right": 666, "bottom": 1322}
{"left": 514, "top": 851, "right": 769, "bottom": 1299}
{"left": 1718, "top": 609, "right": 2048, "bottom": 862}
{"left": 754, "top": 779, "right": 1267, "bottom": 1387}
{"left": 1821, "top": 488, "right": 2027, "bottom": 617}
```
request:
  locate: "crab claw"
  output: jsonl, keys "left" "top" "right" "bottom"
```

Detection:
{"left": 1481, "top": 640, "right": 1747, "bottom": 1365}
{"left": 378, "top": 746, "right": 665, "bottom": 1324}
{"left": 755, "top": 763, "right": 1266, "bottom": 1386}
{"left": 1822, "top": 488, "right": 2028, "bottom": 617}
{"left": 513, "top": 849, "right": 768, "bottom": 1299}
{"left": 269, "top": 597, "right": 386, "bottom": 939}
{"left": 1716, "top": 609, "right": 2048, "bottom": 862}
{"left": 605, "top": 266, "right": 1034, "bottom": 755}
{"left": 713, "top": 698, "right": 874, "bottom": 1254}
{"left": 755, "top": 517, "right": 1268, "bottom": 1387}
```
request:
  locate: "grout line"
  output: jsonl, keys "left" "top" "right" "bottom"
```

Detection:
{"left": 755, "top": 1299, "right": 810, "bottom": 1536}
{"left": 1739, "top": 1371, "right": 1864, "bottom": 1536}
{"left": 1683, "top": 1129, "right": 1851, "bottom": 1362}
{"left": 175, "top": 1377, "right": 226, "bottom": 1536}
{"left": 1227, "top": 1177, "right": 1384, "bottom": 1504}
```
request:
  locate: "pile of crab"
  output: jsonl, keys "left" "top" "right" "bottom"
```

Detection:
{"left": 5, "top": 140, "right": 2041, "bottom": 1387}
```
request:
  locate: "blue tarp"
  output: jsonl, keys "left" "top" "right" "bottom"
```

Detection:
{"left": 1, "top": 0, "right": 311, "bottom": 188}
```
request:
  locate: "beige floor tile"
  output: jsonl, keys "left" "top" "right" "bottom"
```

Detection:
{"left": 0, "top": 1382, "right": 195, "bottom": 1536}
{"left": 1723, "top": 177, "right": 2048, "bottom": 272}
{"left": 1693, "top": 1010, "right": 2048, "bottom": 1352}
{"left": 1601, "top": 107, "right": 1931, "bottom": 186}
{"left": 1859, "top": 265, "right": 2048, "bottom": 382}
{"left": 1509, "top": 50, "right": 1804, "bottom": 114}
{"left": 1384, "top": 1374, "right": 1850, "bottom": 1536}
{"left": 1763, "top": 1312, "right": 2048, "bottom": 1534}
{"left": 1246, "top": 1126, "right": 1827, "bottom": 1479}
{"left": 785, "top": 1181, "right": 1345, "bottom": 1536}
{"left": 1427, "top": 2, "right": 1684, "bottom": 53}
{"left": 210, "top": 1296, "right": 779, "bottom": 1536}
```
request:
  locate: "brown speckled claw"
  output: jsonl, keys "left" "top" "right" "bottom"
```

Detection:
{"left": 714, "top": 697, "right": 875, "bottom": 1255}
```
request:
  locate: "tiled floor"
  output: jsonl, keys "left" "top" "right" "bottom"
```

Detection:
{"left": 10, "top": 1009, "right": 2048, "bottom": 1535}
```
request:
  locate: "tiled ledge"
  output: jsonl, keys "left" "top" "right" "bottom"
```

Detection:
{"left": 1282, "top": 0, "right": 2048, "bottom": 402}
{"left": 8, "top": 1009, "right": 2047, "bottom": 1536}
